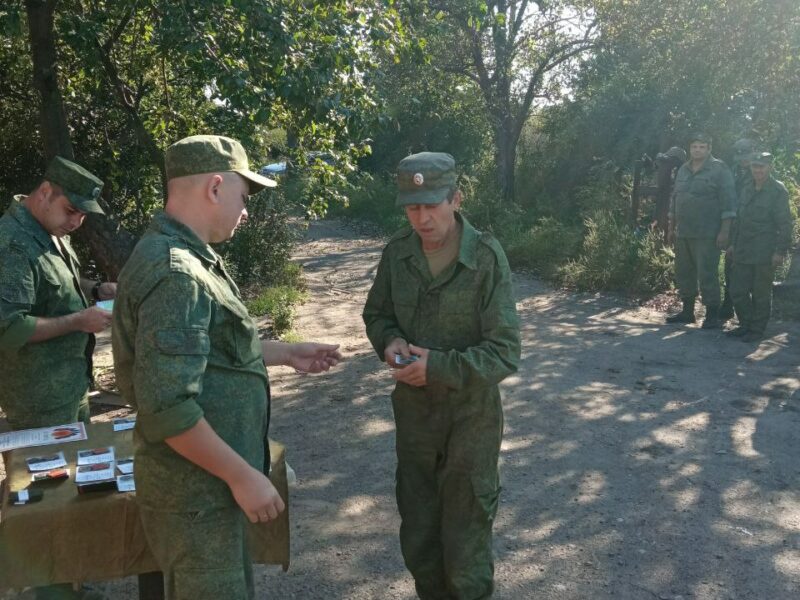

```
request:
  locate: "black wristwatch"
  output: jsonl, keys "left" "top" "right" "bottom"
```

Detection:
{"left": 91, "top": 281, "right": 102, "bottom": 300}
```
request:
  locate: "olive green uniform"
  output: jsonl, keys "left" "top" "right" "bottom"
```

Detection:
{"left": 0, "top": 198, "right": 91, "bottom": 430}
{"left": 669, "top": 156, "right": 737, "bottom": 307}
{"left": 730, "top": 177, "right": 794, "bottom": 334}
{"left": 112, "top": 212, "right": 270, "bottom": 600}
{"left": 363, "top": 213, "right": 521, "bottom": 600}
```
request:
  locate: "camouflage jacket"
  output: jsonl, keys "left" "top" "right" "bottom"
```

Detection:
{"left": 670, "top": 156, "right": 737, "bottom": 238}
{"left": 363, "top": 213, "right": 520, "bottom": 402}
{"left": 0, "top": 197, "right": 91, "bottom": 423}
{"left": 112, "top": 211, "right": 269, "bottom": 511}
{"left": 733, "top": 177, "right": 794, "bottom": 265}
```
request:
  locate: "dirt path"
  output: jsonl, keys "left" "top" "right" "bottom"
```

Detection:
{"left": 3, "top": 219, "right": 800, "bottom": 599}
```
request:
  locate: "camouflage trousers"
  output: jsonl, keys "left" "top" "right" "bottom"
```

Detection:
{"left": 139, "top": 506, "right": 253, "bottom": 600}
{"left": 674, "top": 237, "right": 722, "bottom": 306}
{"left": 730, "top": 262, "right": 775, "bottom": 334}
{"left": 392, "top": 385, "right": 503, "bottom": 600}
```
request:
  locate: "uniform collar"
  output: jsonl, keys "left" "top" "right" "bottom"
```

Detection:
{"left": 8, "top": 195, "right": 55, "bottom": 250}
{"left": 397, "top": 212, "right": 479, "bottom": 271}
{"left": 150, "top": 211, "right": 220, "bottom": 266}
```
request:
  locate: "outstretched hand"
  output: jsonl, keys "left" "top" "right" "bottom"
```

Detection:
{"left": 287, "top": 342, "right": 342, "bottom": 373}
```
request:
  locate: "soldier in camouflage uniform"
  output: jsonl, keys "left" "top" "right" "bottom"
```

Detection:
{"left": 0, "top": 156, "right": 115, "bottom": 599}
{"left": 666, "top": 133, "right": 737, "bottom": 328}
{"left": 363, "top": 152, "right": 521, "bottom": 599}
{"left": 720, "top": 138, "right": 757, "bottom": 320}
{"left": 112, "top": 135, "right": 341, "bottom": 600}
{"left": 728, "top": 152, "right": 794, "bottom": 342}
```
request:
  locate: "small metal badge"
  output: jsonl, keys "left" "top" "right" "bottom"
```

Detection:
{"left": 92, "top": 187, "right": 101, "bottom": 199}
{"left": 413, "top": 173, "right": 424, "bottom": 186}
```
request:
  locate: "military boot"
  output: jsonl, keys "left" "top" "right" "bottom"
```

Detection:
{"left": 719, "top": 294, "right": 734, "bottom": 321}
{"left": 666, "top": 297, "right": 696, "bottom": 324}
{"left": 701, "top": 305, "right": 721, "bottom": 329}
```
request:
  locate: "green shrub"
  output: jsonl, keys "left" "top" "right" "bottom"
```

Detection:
{"left": 561, "top": 210, "right": 673, "bottom": 294}
{"left": 219, "top": 189, "right": 300, "bottom": 288}
{"left": 330, "top": 173, "right": 406, "bottom": 235}
{"left": 504, "top": 217, "right": 582, "bottom": 278}
{"left": 246, "top": 285, "right": 308, "bottom": 337}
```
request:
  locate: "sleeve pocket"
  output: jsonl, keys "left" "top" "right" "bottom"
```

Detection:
{"left": 155, "top": 328, "right": 210, "bottom": 355}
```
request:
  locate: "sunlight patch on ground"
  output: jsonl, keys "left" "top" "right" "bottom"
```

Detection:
{"left": 339, "top": 495, "right": 380, "bottom": 517}
{"left": 300, "top": 473, "right": 338, "bottom": 489}
{"left": 501, "top": 437, "right": 537, "bottom": 452}
{"left": 731, "top": 416, "right": 761, "bottom": 457}
{"left": 546, "top": 439, "right": 580, "bottom": 459}
{"left": 773, "top": 550, "right": 800, "bottom": 580}
{"left": 565, "top": 386, "right": 621, "bottom": 420}
{"left": 651, "top": 412, "right": 710, "bottom": 448}
{"left": 520, "top": 518, "right": 565, "bottom": 543}
{"left": 573, "top": 470, "right": 606, "bottom": 504}
{"left": 359, "top": 417, "right": 395, "bottom": 437}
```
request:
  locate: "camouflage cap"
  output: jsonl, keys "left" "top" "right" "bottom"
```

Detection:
{"left": 44, "top": 156, "right": 105, "bottom": 215}
{"left": 689, "top": 132, "right": 713, "bottom": 145}
{"left": 750, "top": 151, "right": 773, "bottom": 166}
{"left": 732, "top": 138, "right": 755, "bottom": 161}
{"left": 165, "top": 135, "right": 277, "bottom": 193}
{"left": 396, "top": 152, "right": 457, "bottom": 207}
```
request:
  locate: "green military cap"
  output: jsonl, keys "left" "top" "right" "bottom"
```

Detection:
{"left": 732, "top": 138, "right": 755, "bottom": 161}
{"left": 689, "top": 132, "right": 713, "bottom": 145}
{"left": 44, "top": 156, "right": 105, "bottom": 215}
{"left": 396, "top": 152, "right": 457, "bottom": 207}
{"left": 165, "top": 134, "right": 277, "bottom": 193}
{"left": 750, "top": 151, "right": 773, "bottom": 165}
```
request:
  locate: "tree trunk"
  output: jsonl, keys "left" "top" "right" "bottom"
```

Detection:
{"left": 26, "top": 0, "right": 138, "bottom": 278}
{"left": 494, "top": 112, "right": 518, "bottom": 203}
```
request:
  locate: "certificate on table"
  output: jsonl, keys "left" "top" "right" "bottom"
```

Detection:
{"left": 0, "top": 422, "right": 87, "bottom": 453}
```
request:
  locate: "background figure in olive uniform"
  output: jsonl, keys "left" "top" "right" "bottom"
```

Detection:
{"left": 363, "top": 153, "right": 521, "bottom": 599}
{"left": 728, "top": 152, "right": 794, "bottom": 342}
{"left": 666, "top": 133, "right": 736, "bottom": 328}
{"left": 112, "top": 135, "right": 341, "bottom": 600}
{"left": 720, "top": 138, "right": 756, "bottom": 320}
{"left": 0, "top": 157, "right": 115, "bottom": 599}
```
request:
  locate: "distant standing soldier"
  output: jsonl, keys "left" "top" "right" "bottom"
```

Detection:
{"left": 720, "top": 138, "right": 757, "bottom": 320}
{"left": 728, "top": 152, "right": 794, "bottom": 342}
{"left": 363, "top": 152, "right": 521, "bottom": 599}
{"left": 666, "top": 133, "right": 737, "bottom": 328}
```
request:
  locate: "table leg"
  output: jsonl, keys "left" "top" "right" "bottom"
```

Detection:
{"left": 137, "top": 572, "right": 164, "bottom": 600}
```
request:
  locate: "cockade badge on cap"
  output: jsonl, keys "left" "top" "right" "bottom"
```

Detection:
{"left": 413, "top": 173, "right": 424, "bottom": 186}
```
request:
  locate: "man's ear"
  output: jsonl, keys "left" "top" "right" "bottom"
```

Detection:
{"left": 207, "top": 174, "right": 224, "bottom": 204}
{"left": 452, "top": 189, "right": 463, "bottom": 209}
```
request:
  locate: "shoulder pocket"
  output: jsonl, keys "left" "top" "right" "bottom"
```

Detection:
{"left": 155, "top": 328, "right": 210, "bottom": 355}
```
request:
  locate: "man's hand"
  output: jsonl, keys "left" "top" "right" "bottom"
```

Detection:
{"left": 392, "top": 344, "right": 429, "bottom": 387}
{"left": 97, "top": 282, "right": 117, "bottom": 300}
{"left": 772, "top": 253, "right": 785, "bottom": 268}
{"left": 384, "top": 337, "right": 410, "bottom": 367}
{"left": 725, "top": 246, "right": 734, "bottom": 261}
{"left": 228, "top": 467, "right": 286, "bottom": 524}
{"left": 716, "top": 230, "right": 730, "bottom": 250}
{"left": 286, "top": 342, "right": 342, "bottom": 373}
{"left": 74, "top": 306, "right": 113, "bottom": 333}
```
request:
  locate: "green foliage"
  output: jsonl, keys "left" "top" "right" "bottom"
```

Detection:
{"left": 561, "top": 210, "right": 673, "bottom": 294}
{"left": 330, "top": 173, "right": 407, "bottom": 235}
{"left": 503, "top": 218, "right": 583, "bottom": 277}
{"left": 245, "top": 285, "right": 308, "bottom": 338}
{"left": 218, "top": 190, "right": 301, "bottom": 289}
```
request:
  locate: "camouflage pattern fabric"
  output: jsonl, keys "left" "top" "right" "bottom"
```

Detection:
{"left": 113, "top": 210, "right": 270, "bottom": 513}
{"left": 0, "top": 198, "right": 92, "bottom": 427}
{"left": 674, "top": 237, "right": 722, "bottom": 306}
{"left": 363, "top": 213, "right": 521, "bottom": 599}
{"left": 670, "top": 156, "right": 737, "bottom": 239}
{"left": 733, "top": 176, "right": 793, "bottom": 265}
{"left": 139, "top": 506, "right": 254, "bottom": 600}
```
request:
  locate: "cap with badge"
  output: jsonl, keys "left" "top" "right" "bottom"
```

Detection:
{"left": 165, "top": 134, "right": 277, "bottom": 194}
{"left": 44, "top": 156, "right": 105, "bottom": 215}
{"left": 396, "top": 152, "right": 457, "bottom": 207}
{"left": 750, "top": 151, "right": 773, "bottom": 165}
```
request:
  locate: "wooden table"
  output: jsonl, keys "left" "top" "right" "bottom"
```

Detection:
{"left": 0, "top": 422, "right": 289, "bottom": 595}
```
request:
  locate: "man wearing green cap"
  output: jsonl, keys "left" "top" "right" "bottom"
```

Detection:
{"left": 363, "top": 152, "right": 521, "bottom": 599}
{"left": 113, "top": 134, "right": 341, "bottom": 600}
{"left": 0, "top": 156, "right": 116, "bottom": 600}
{"left": 666, "top": 133, "right": 737, "bottom": 328}
{"left": 0, "top": 156, "right": 116, "bottom": 431}
{"left": 728, "top": 152, "right": 794, "bottom": 342}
